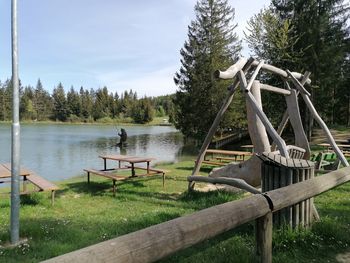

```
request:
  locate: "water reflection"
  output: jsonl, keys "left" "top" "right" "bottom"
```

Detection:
{"left": 0, "top": 124, "right": 195, "bottom": 182}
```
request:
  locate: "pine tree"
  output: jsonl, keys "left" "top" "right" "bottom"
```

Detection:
{"left": 34, "top": 79, "right": 52, "bottom": 121}
{"left": 52, "top": 83, "right": 68, "bottom": 121}
{"left": 173, "top": 0, "right": 242, "bottom": 140}
{"left": 67, "top": 86, "right": 81, "bottom": 119}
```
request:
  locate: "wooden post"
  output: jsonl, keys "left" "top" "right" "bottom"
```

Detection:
{"left": 287, "top": 71, "right": 349, "bottom": 167}
{"left": 256, "top": 212, "right": 272, "bottom": 263}
{"left": 113, "top": 180, "right": 116, "bottom": 197}
{"left": 51, "top": 191, "right": 55, "bottom": 206}
{"left": 189, "top": 58, "right": 254, "bottom": 189}
{"left": 23, "top": 175, "right": 27, "bottom": 192}
{"left": 87, "top": 171, "right": 90, "bottom": 184}
{"left": 103, "top": 158, "right": 107, "bottom": 171}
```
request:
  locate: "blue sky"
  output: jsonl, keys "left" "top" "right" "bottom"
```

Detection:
{"left": 0, "top": 0, "right": 269, "bottom": 96}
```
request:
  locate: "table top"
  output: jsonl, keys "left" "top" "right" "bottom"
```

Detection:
{"left": 99, "top": 154, "right": 155, "bottom": 163}
{"left": 206, "top": 149, "right": 252, "bottom": 155}
{"left": 317, "top": 143, "right": 350, "bottom": 148}
{"left": 0, "top": 163, "right": 32, "bottom": 179}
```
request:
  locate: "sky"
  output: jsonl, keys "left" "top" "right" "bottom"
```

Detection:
{"left": 0, "top": 0, "right": 269, "bottom": 97}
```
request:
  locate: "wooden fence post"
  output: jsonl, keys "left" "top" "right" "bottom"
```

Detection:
{"left": 256, "top": 211, "right": 272, "bottom": 263}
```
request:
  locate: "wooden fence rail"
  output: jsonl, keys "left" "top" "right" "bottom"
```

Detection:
{"left": 42, "top": 166, "right": 350, "bottom": 263}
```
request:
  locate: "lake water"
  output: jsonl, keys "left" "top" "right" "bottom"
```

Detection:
{"left": 0, "top": 123, "right": 196, "bottom": 182}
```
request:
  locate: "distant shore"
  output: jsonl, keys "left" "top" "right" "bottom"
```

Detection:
{"left": 0, "top": 116, "right": 173, "bottom": 127}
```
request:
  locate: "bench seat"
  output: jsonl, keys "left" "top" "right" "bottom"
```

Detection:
{"left": 26, "top": 174, "right": 59, "bottom": 205}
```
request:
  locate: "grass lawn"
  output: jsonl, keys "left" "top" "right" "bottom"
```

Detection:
{"left": 0, "top": 160, "right": 349, "bottom": 263}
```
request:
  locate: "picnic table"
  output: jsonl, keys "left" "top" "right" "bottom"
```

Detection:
{"left": 84, "top": 154, "right": 166, "bottom": 196}
{"left": 200, "top": 149, "right": 253, "bottom": 166}
{"left": 0, "top": 163, "right": 58, "bottom": 204}
{"left": 99, "top": 154, "right": 155, "bottom": 177}
{"left": 317, "top": 143, "right": 350, "bottom": 152}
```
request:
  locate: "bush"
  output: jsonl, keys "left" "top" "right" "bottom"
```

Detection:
{"left": 67, "top": 114, "right": 81, "bottom": 123}
{"left": 96, "top": 117, "right": 114, "bottom": 123}
{"left": 20, "top": 193, "right": 43, "bottom": 206}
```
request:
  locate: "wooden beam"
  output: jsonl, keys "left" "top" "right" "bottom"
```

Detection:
{"left": 188, "top": 175, "right": 261, "bottom": 194}
{"left": 191, "top": 58, "right": 254, "bottom": 185}
{"left": 42, "top": 165, "right": 350, "bottom": 263}
{"left": 260, "top": 84, "right": 291, "bottom": 95}
{"left": 214, "top": 57, "right": 248, "bottom": 79}
{"left": 42, "top": 195, "right": 270, "bottom": 263}
{"left": 272, "top": 72, "right": 311, "bottom": 151}
{"left": 238, "top": 73, "right": 289, "bottom": 157}
{"left": 266, "top": 166, "right": 350, "bottom": 211}
{"left": 301, "top": 92, "right": 349, "bottom": 166}
{"left": 245, "top": 60, "right": 264, "bottom": 92}
{"left": 251, "top": 60, "right": 311, "bottom": 84}
{"left": 286, "top": 70, "right": 311, "bottom": 96}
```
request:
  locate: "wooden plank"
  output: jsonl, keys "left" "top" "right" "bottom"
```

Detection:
{"left": 84, "top": 169, "right": 128, "bottom": 181}
{"left": 201, "top": 160, "right": 228, "bottom": 166}
{"left": 2, "top": 163, "right": 32, "bottom": 177}
{"left": 98, "top": 154, "right": 133, "bottom": 161}
{"left": 260, "top": 83, "right": 291, "bottom": 95}
{"left": 188, "top": 176, "right": 261, "bottom": 194}
{"left": 206, "top": 149, "right": 252, "bottom": 156}
{"left": 124, "top": 157, "right": 155, "bottom": 163}
{"left": 26, "top": 174, "right": 59, "bottom": 191}
{"left": 125, "top": 166, "right": 166, "bottom": 174}
{"left": 42, "top": 194, "right": 270, "bottom": 263}
{"left": 0, "top": 164, "right": 11, "bottom": 178}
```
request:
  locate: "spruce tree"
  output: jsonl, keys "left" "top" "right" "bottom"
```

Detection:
{"left": 173, "top": 0, "right": 242, "bottom": 140}
{"left": 52, "top": 83, "right": 68, "bottom": 121}
{"left": 245, "top": 0, "right": 349, "bottom": 131}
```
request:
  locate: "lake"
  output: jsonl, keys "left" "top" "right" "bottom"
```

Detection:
{"left": 0, "top": 123, "right": 196, "bottom": 182}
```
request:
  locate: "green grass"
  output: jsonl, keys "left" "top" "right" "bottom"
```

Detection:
{"left": 0, "top": 161, "right": 349, "bottom": 262}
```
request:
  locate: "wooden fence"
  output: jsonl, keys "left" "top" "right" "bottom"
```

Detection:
{"left": 42, "top": 166, "right": 350, "bottom": 263}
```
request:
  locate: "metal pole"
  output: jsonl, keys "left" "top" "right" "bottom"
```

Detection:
{"left": 10, "top": 0, "right": 21, "bottom": 244}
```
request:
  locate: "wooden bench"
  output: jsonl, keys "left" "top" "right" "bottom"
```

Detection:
{"left": 84, "top": 169, "right": 129, "bottom": 196}
{"left": 124, "top": 166, "right": 166, "bottom": 187}
{"left": 201, "top": 160, "right": 227, "bottom": 166}
{"left": 25, "top": 174, "right": 59, "bottom": 205}
{"left": 216, "top": 156, "right": 243, "bottom": 162}
{"left": 84, "top": 167, "right": 166, "bottom": 196}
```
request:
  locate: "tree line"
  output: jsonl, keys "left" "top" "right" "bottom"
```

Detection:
{"left": 0, "top": 78, "right": 174, "bottom": 124}
{"left": 173, "top": 0, "right": 349, "bottom": 141}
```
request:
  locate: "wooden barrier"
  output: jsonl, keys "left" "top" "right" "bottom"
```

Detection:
{"left": 42, "top": 195, "right": 270, "bottom": 263}
{"left": 42, "top": 166, "right": 350, "bottom": 263}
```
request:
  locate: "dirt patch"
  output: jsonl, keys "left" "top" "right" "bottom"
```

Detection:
{"left": 336, "top": 251, "right": 350, "bottom": 263}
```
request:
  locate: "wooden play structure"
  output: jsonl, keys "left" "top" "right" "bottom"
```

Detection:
{"left": 188, "top": 57, "right": 349, "bottom": 194}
